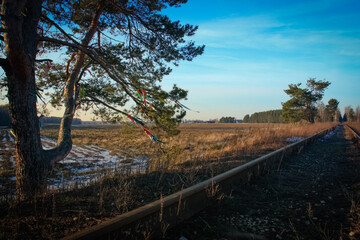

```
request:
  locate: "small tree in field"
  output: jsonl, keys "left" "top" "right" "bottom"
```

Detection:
{"left": 336, "top": 109, "right": 342, "bottom": 122}
{"left": 325, "top": 98, "right": 339, "bottom": 122}
{"left": 219, "top": 116, "right": 236, "bottom": 123}
{"left": 0, "top": 0, "right": 204, "bottom": 199}
{"left": 356, "top": 106, "right": 360, "bottom": 123}
{"left": 344, "top": 106, "right": 355, "bottom": 122}
{"left": 281, "top": 78, "right": 330, "bottom": 123}
{"left": 316, "top": 102, "right": 327, "bottom": 122}
{"left": 243, "top": 114, "right": 250, "bottom": 123}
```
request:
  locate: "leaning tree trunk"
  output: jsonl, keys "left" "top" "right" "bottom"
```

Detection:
{"left": 1, "top": 0, "right": 47, "bottom": 199}
{"left": 43, "top": 2, "right": 104, "bottom": 163}
{"left": 1, "top": 1, "right": 104, "bottom": 199}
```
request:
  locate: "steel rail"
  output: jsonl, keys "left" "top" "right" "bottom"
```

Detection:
{"left": 64, "top": 125, "right": 337, "bottom": 240}
{"left": 344, "top": 123, "right": 360, "bottom": 139}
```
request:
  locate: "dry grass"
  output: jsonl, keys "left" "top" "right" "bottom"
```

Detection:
{"left": 41, "top": 122, "right": 337, "bottom": 173}
{"left": 0, "top": 122, "right": 338, "bottom": 239}
{"left": 348, "top": 122, "right": 360, "bottom": 134}
{"left": 345, "top": 121, "right": 360, "bottom": 239}
{"left": 172, "top": 122, "right": 336, "bottom": 164}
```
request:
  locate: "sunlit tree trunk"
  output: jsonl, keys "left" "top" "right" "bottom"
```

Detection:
{"left": 0, "top": 0, "right": 104, "bottom": 199}
{"left": 1, "top": 0, "right": 47, "bottom": 199}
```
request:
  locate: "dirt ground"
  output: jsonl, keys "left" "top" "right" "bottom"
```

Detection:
{"left": 165, "top": 124, "right": 360, "bottom": 240}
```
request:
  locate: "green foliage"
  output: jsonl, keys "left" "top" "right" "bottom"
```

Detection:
{"left": 244, "top": 110, "right": 282, "bottom": 123}
{"left": 325, "top": 98, "right": 339, "bottom": 121}
{"left": 36, "top": 0, "right": 204, "bottom": 137}
{"left": 219, "top": 116, "right": 237, "bottom": 123}
{"left": 281, "top": 78, "right": 330, "bottom": 123}
{"left": 243, "top": 114, "right": 250, "bottom": 123}
{"left": 344, "top": 106, "right": 355, "bottom": 122}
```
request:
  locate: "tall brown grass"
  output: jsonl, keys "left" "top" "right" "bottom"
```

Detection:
{"left": 347, "top": 122, "right": 360, "bottom": 134}
{"left": 0, "top": 122, "right": 338, "bottom": 239}
{"left": 42, "top": 122, "right": 337, "bottom": 173}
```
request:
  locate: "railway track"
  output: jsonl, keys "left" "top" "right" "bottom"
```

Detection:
{"left": 165, "top": 124, "right": 360, "bottom": 240}
{"left": 64, "top": 125, "right": 337, "bottom": 240}
{"left": 344, "top": 123, "right": 360, "bottom": 140}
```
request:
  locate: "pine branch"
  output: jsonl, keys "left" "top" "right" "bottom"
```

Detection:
{"left": 40, "top": 15, "right": 81, "bottom": 45}
{"left": 39, "top": 36, "right": 143, "bottom": 107}
{"left": 88, "top": 95, "right": 129, "bottom": 116}
{"left": 34, "top": 58, "right": 53, "bottom": 62}
{"left": 65, "top": 53, "right": 76, "bottom": 77}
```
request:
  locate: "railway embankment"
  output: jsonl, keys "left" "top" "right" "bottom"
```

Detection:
{"left": 165, "top": 124, "right": 360, "bottom": 239}
{"left": 65, "top": 125, "right": 341, "bottom": 240}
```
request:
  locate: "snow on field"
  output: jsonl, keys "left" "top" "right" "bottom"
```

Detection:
{"left": 319, "top": 125, "right": 340, "bottom": 141}
{"left": 322, "top": 130, "right": 336, "bottom": 139}
{"left": 0, "top": 129, "right": 147, "bottom": 191}
{"left": 286, "top": 137, "right": 304, "bottom": 143}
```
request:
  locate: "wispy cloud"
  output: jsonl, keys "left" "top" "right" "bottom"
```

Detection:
{"left": 193, "top": 14, "right": 360, "bottom": 59}
{"left": 165, "top": 1, "right": 360, "bottom": 119}
{"left": 194, "top": 15, "right": 293, "bottom": 50}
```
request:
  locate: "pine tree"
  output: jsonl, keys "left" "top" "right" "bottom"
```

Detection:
{"left": 281, "top": 78, "right": 330, "bottom": 123}
{"left": 325, "top": 98, "right": 339, "bottom": 122}
{"left": 0, "top": 0, "right": 204, "bottom": 199}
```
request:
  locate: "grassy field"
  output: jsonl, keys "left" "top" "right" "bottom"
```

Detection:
{"left": 42, "top": 122, "right": 337, "bottom": 171}
{"left": 0, "top": 122, "right": 338, "bottom": 239}
{"left": 348, "top": 122, "right": 360, "bottom": 134}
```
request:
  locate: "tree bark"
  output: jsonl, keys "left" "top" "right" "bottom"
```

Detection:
{"left": 1, "top": 0, "right": 46, "bottom": 199}
{"left": 44, "top": 2, "right": 104, "bottom": 165}
{"left": 1, "top": 0, "right": 103, "bottom": 199}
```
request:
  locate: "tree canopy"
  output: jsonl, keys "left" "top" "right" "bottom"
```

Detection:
{"left": 0, "top": 0, "right": 204, "bottom": 198}
{"left": 243, "top": 110, "right": 282, "bottom": 123}
{"left": 325, "top": 98, "right": 339, "bottom": 122}
{"left": 344, "top": 106, "right": 355, "bottom": 122}
{"left": 281, "top": 78, "right": 330, "bottom": 123}
{"left": 219, "top": 116, "right": 237, "bottom": 123}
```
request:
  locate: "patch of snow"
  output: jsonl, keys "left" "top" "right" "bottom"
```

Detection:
{"left": 323, "top": 130, "right": 335, "bottom": 140}
{"left": 60, "top": 159, "right": 77, "bottom": 164}
{"left": 8, "top": 134, "right": 14, "bottom": 142}
{"left": 286, "top": 137, "right": 304, "bottom": 143}
{"left": 0, "top": 129, "right": 149, "bottom": 191}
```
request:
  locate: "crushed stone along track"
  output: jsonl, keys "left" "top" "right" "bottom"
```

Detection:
{"left": 165, "top": 125, "right": 360, "bottom": 240}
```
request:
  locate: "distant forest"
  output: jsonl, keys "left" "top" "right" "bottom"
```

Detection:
{"left": 0, "top": 106, "right": 82, "bottom": 126}
{"left": 243, "top": 110, "right": 282, "bottom": 123}
{"left": 40, "top": 117, "right": 82, "bottom": 125}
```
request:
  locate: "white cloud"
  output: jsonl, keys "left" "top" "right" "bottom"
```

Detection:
{"left": 192, "top": 14, "right": 360, "bottom": 59}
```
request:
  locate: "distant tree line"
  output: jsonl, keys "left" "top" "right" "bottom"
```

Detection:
{"left": 343, "top": 105, "right": 360, "bottom": 123}
{"left": 243, "top": 110, "right": 282, "bottom": 123}
{"left": 280, "top": 78, "right": 360, "bottom": 124}
{"left": 315, "top": 99, "right": 340, "bottom": 122}
{"left": 41, "top": 117, "right": 82, "bottom": 125}
{"left": 281, "top": 78, "right": 331, "bottom": 123}
{"left": 0, "top": 105, "right": 82, "bottom": 126}
{"left": 241, "top": 78, "right": 359, "bottom": 124}
{"left": 219, "top": 116, "right": 237, "bottom": 123}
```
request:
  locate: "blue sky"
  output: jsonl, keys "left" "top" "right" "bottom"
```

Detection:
{"left": 1, "top": 0, "right": 359, "bottom": 121}
{"left": 160, "top": 0, "right": 360, "bottom": 120}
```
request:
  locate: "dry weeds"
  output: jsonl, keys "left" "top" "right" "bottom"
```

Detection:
{"left": 41, "top": 122, "right": 337, "bottom": 173}
{"left": 0, "top": 122, "right": 338, "bottom": 239}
